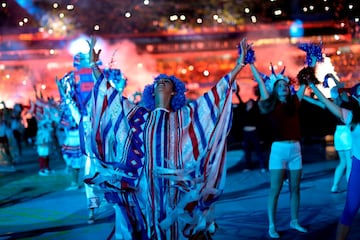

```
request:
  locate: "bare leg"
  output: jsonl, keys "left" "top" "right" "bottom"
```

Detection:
{"left": 289, "top": 169, "right": 307, "bottom": 232}
{"left": 268, "top": 169, "right": 285, "bottom": 238}
{"left": 332, "top": 150, "right": 350, "bottom": 192}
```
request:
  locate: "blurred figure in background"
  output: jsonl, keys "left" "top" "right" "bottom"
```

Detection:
{"left": 309, "top": 82, "right": 360, "bottom": 240}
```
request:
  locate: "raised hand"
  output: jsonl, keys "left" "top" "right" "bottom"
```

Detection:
{"left": 87, "top": 36, "right": 101, "bottom": 64}
{"left": 238, "top": 38, "right": 255, "bottom": 66}
{"left": 237, "top": 38, "right": 248, "bottom": 66}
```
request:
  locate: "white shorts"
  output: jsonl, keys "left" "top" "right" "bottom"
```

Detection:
{"left": 37, "top": 144, "right": 50, "bottom": 157}
{"left": 334, "top": 125, "right": 352, "bottom": 151}
{"left": 269, "top": 141, "right": 302, "bottom": 170}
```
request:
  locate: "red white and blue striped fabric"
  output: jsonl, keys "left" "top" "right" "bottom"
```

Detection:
{"left": 86, "top": 70, "right": 235, "bottom": 239}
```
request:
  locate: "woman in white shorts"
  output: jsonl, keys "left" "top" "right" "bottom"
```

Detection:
{"left": 250, "top": 61, "right": 317, "bottom": 238}
{"left": 330, "top": 85, "right": 353, "bottom": 193}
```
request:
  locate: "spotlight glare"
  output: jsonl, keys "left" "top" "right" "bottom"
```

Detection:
{"left": 290, "top": 19, "right": 304, "bottom": 37}
{"left": 67, "top": 4, "right": 74, "bottom": 10}
{"left": 125, "top": 11, "right": 131, "bottom": 18}
{"left": 203, "top": 70, "right": 209, "bottom": 76}
{"left": 251, "top": 16, "right": 257, "bottom": 23}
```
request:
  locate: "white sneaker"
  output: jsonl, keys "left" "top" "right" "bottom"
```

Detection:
{"left": 44, "top": 169, "right": 55, "bottom": 175}
{"left": 38, "top": 170, "right": 49, "bottom": 176}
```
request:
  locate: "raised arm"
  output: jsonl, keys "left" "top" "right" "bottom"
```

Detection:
{"left": 302, "top": 95, "right": 325, "bottom": 109}
{"left": 309, "top": 83, "right": 343, "bottom": 120}
{"left": 296, "top": 84, "right": 307, "bottom": 101}
{"left": 228, "top": 38, "right": 248, "bottom": 85}
{"left": 325, "top": 73, "right": 343, "bottom": 87}
{"left": 87, "top": 36, "right": 102, "bottom": 81}
{"left": 250, "top": 64, "right": 269, "bottom": 101}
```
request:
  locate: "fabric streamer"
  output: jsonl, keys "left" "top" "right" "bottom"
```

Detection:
{"left": 103, "top": 68, "right": 127, "bottom": 92}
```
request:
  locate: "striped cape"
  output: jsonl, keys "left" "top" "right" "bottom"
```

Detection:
{"left": 86, "top": 71, "right": 235, "bottom": 239}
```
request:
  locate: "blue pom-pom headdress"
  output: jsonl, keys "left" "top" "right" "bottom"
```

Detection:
{"left": 142, "top": 74, "right": 187, "bottom": 111}
{"left": 298, "top": 42, "right": 324, "bottom": 66}
{"left": 260, "top": 63, "right": 290, "bottom": 94}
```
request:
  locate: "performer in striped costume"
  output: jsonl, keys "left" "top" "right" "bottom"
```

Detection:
{"left": 56, "top": 49, "right": 102, "bottom": 224}
{"left": 85, "top": 37, "right": 250, "bottom": 239}
{"left": 28, "top": 87, "right": 60, "bottom": 176}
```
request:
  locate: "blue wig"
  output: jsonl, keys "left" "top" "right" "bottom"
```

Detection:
{"left": 142, "top": 74, "right": 187, "bottom": 111}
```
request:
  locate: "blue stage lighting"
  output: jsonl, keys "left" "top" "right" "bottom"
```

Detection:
{"left": 290, "top": 19, "right": 304, "bottom": 38}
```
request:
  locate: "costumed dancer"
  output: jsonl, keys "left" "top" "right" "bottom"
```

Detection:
{"left": 57, "top": 72, "right": 84, "bottom": 190}
{"left": 322, "top": 73, "right": 354, "bottom": 193}
{"left": 56, "top": 45, "right": 102, "bottom": 224}
{"left": 29, "top": 86, "right": 60, "bottom": 176}
{"left": 309, "top": 80, "right": 360, "bottom": 240}
{"left": 250, "top": 42, "right": 323, "bottom": 238}
{"left": 84, "top": 37, "right": 250, "bottom": 239}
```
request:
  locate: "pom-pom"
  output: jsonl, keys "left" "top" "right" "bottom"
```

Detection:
{"left": 237, "top": 43, "right": 255, "bottom": 64}
{"left": 297, "top": 66, "right": 319, "bottom": 85}
{"left": 103, "top": 68, "right": 127, "bottom": 92}
{"left": 298, "top": 42, "right": 324, "bottom": 66}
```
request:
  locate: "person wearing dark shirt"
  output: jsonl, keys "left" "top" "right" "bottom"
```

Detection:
{"left": 250, "top": 62, "right": 311, "bottom": 238}
{"left": 238, "top": 86, "right": 267, "bottom": 172}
